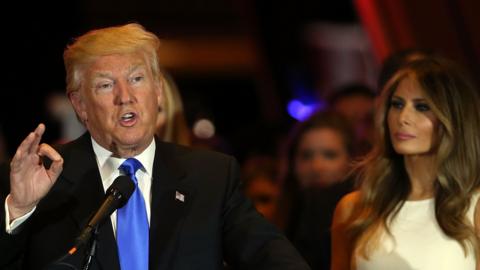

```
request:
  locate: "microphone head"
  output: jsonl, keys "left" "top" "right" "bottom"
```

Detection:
{"left": 74, "top": 176, "right": 135, "bottom": 248}
{"left": 107, "top": 175, "right": 135, "bottom": 208}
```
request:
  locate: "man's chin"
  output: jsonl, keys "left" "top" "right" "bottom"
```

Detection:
{"left": 111, "top": 135, "right": 153, "bottom": 156}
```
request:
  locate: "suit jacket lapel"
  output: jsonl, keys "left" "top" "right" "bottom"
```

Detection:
{"left": 61, "top": 133, "right": 120, "bottom": 270}
{"left": 149, "top": 139, "right": 193, "bottom": 269}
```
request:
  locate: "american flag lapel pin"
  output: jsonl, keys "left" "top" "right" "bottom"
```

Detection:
{"left": 175, "top": 191, "right": 185, "bottom": 202}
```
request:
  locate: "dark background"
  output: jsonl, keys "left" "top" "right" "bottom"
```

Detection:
{"left": 1, "top": 0, "right": 479, "bottom": 163}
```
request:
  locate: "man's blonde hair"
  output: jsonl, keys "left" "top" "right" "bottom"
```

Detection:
{"left": 64, "top": 23, "right": 161, "bottom": 94}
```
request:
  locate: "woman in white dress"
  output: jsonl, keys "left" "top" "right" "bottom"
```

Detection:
{"left": 331, "top": 56, "right": 480, "bottom": 270}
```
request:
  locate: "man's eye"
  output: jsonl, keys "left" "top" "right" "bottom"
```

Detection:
{"left": 131, "top": 75, "right": 144, "bottom": 83}
{"left": 95, "top": 82, "right": 113, "bottom": 91}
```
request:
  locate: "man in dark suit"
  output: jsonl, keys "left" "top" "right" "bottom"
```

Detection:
{"left": 0, "top": 23, "right": 310, "bottom": 270}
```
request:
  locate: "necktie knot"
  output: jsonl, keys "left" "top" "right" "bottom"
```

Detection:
{"left": 119, "top": 158, "right": 143, "bottom": 184}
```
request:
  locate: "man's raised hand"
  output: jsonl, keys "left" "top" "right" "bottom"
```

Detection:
{"left": 7, "top": 124, "right": 63, "bottom": 220}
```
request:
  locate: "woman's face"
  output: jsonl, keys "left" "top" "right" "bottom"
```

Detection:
{"left": 294, "top": 127, "right": 350, "bottom": 188}
{"left": 387, "top": 76, "right": 440, "bottom": 156}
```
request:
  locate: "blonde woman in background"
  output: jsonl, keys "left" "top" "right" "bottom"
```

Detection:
{"left": 156, "top": 70, "right": 191, "bottom": 146}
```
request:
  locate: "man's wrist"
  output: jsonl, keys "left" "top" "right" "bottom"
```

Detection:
{"left": 5, "top": 195, "right": 36, "bottom": 234}
{"left": 6, "top": 195, "right": 35, "bottom": 222}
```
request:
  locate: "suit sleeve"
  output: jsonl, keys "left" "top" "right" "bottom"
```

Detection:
{"left": 221, "top": 157, "right": 310, "bottom": 270}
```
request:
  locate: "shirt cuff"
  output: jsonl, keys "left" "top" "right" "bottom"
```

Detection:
{"left": 4, "top": 195, "right": 36, "bottom": 234}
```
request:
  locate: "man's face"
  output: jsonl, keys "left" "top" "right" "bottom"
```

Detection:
{"left": 334, "top": 95, "right": 373, "bottom": 124}
{"left": 69, "top": 52, "right": 162, "bottom": 157}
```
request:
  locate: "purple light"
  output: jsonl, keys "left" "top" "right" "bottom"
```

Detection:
{"left": 287, "top": 99, "right": 328, "bottom": 121}
{"left": 287, "top": 100, "right": 316, "bottom": 121}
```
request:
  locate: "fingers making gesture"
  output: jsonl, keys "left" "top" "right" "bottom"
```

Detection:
{"left": 7, "top": 124, "right": 63, "bottom": 220}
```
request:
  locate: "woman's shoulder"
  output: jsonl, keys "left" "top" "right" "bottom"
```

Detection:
{"left": 331, "top": 191, "right": 361, "bottom": 270}
{"left": 333, "top": 191, "right": 362, "bottom": 226}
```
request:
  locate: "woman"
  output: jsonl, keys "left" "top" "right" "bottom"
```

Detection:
{"left": 277, "top": 110, "right": 355, "bottom": 270}
{"left": 288, "top": 110, "right": 354, "bottom": 190}
{"left": 331, "top": 56, "right": 480, "bottom": 270}
{"left": 156, "top": 70, "right": 191, "bottom": 146}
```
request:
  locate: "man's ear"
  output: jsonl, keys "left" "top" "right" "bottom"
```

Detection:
{"left": 68, "top": 91, "right": 87, "bottom": 123}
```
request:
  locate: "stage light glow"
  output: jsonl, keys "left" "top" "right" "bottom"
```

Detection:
{"left": 193, "top": 118, "right": 215, "bottom": 139}
{"left": 287, "top": 99, "right": 326, "bottom": 121}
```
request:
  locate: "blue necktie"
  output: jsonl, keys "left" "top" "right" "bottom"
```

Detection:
{"left": 117, "top": 158, "right": 149, "bottom": 270}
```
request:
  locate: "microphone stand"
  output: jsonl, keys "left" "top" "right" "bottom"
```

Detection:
{"left": 82, "top": 225, "right": 99, "bottom": 270}
{"left": 46, "top": 176, "right": 133, "bottom": 270}
{"left": 45, "top": 224, "right": 98, "bottom": 270}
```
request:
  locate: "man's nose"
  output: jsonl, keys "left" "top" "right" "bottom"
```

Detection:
{"left": 115, "top": 82, "right": 134, "bottom": 105}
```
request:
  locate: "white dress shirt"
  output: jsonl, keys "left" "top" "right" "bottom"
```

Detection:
{"left": 5, "top": 137, "right": 156, "bottom": 236}
{"left": 91, "top": 137, "right": 155, "bottom": 236}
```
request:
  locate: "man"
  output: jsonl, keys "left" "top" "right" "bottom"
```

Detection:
{"left": 0, "top": 24, "right": 309, "bottom": 270}
{"left": 328, "top": 84, "right": 375, "bottom": 157}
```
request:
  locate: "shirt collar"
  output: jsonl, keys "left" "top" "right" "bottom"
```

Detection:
{"left": 91, "top": 137, "right": 156, "bottom": 181}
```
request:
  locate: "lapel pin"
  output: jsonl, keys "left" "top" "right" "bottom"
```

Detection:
{"left": 175, "top": 191, "right": 185, "bottom": 202}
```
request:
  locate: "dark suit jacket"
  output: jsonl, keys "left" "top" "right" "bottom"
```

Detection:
{"left": 0, "top": 133, "right": 309, "bottom": 270}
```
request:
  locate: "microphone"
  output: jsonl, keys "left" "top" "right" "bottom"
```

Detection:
{"left": 72, "top": 175, "right": 135, "bottom": 251}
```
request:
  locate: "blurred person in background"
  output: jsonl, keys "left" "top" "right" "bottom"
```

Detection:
{"left": 46, "top": 91, "right": 86, "bottom": 143}
{"left": 328, "top": 84, "right": 375, "bottom": 157}
{"left": 242, "top": 155, "right": 280, "bottom": 224}
{"left": 155, "top": 70, "right": 191, "bottom": 146}
{"left": 276, "top": 110, "right": 355, "bottom": 270}
{"left": 290, "top": 111, "right": 353, "bottom": 190}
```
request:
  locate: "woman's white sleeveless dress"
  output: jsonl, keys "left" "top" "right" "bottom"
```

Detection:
{"left": 356, "top": 193, "right": 480, "bottom": 270}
